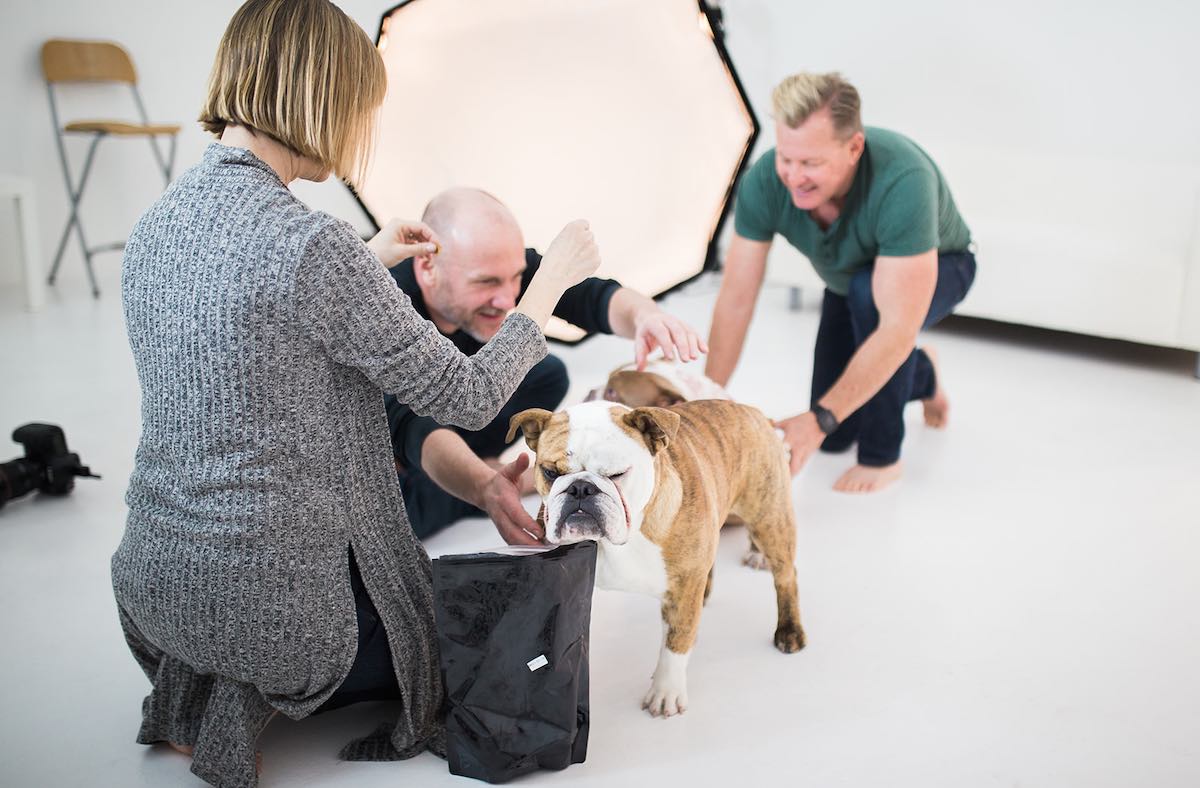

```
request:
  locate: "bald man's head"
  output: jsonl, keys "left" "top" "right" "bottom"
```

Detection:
{"left": 421, "top": 188, "right": 523, "bottom": 261}
{"left": 414, "top": 187, "right": 529, "bottom": 342}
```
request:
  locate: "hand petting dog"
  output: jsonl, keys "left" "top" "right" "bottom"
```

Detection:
{"left": 632, "top": 309, "right": 708, "bottom": 371}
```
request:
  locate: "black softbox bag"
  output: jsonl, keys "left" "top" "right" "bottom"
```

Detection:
{"left": 431, "top": 541, "right": 597, "bottom": 783}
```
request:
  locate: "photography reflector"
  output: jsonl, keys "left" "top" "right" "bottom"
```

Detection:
{"left": 356, "top": 0, "right": 757, "bottom": 340}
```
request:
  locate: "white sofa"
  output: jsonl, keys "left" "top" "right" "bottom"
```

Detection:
{"left": 763, "top": 144, "right": 1200, "bottom": 377}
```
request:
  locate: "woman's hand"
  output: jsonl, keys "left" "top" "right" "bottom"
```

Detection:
{"left": 514, "top": 220, "right": 601, "bottom": 330}
{"left": 367, "top": 219, "right": 440, "bottom": 268}
{"left": 539, "top": 220, "right": 601, "bottom": 288}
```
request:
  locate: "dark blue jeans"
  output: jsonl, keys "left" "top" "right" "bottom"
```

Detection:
{"left": 812, "top": 251, "right": 976, "bottom": 467}
{"left": 315, "top": 550, "right": 401, "bottom": 713}
{"left": 399, "top": 353, "right": 569, "bottom": 539}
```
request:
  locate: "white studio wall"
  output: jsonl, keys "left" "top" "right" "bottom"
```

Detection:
{"left": 0, "top": 0, "right": 376, "bottom": 298}
{"left": 4, "top": 0, "right": 1200, "bottom": 355}
{"left": 721, "top": 0, "right": 1200, "bottom": 354}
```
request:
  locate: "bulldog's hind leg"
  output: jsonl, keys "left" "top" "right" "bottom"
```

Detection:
{"left": 742, "top": 535, "right": 769, "bottom": 571}
{"left": 734, "top": 491, "right": 804, "bottom": 653}
{"left": 643, "top": 572, "right": 707, "bottom": 717}
{"left": 724, "top": 513, "right": 768, "bottom": 570}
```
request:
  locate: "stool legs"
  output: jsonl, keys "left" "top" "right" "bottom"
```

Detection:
{"left": 48, "top": 133, "right": 107, "bottom": 297}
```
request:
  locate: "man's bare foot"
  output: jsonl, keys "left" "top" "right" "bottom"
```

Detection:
{"left": 833, "top": 463, "right": 902, "bottom": 493}
{"left": 921, "top": 345, "right": 950, "bottom": 428}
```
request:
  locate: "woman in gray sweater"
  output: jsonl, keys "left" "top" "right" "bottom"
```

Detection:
{"left": 110, "top": 1, "right": 600, "bottom": 785}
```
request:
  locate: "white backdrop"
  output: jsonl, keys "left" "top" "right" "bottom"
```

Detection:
{"left": 4, "top": 0, "right": 1200, "bottom": 328}
{"left": 725, "top": 0, "right": 1200, "bottom": 350}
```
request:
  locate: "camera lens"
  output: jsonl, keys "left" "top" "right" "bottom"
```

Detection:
{"left": 0, "top": 458, "right": 42, "bottom": 508}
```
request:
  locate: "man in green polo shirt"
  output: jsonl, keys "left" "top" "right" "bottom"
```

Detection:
{"left": 706, "top": 72, "right": 977, "bottom": 493}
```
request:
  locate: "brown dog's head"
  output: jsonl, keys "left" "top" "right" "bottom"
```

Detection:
{"left": 506, "top": 401, "right": 680, "bottom": 546}
{"left": 586, "top": 361, "right": 731, "bottom": 407}
{"left": 599, "top": 370, "right": 687, "bottom": 408}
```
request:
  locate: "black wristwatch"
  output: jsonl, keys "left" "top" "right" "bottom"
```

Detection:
{"left": 811, "top": 403, "right": 840, "bottom": 435}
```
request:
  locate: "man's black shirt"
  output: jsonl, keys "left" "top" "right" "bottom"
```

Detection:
{"left": 384, "top": 248, "right": 621, "bottom": 467}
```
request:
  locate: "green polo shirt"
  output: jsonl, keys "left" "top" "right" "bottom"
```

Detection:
{"left": 734, "top": 127, "right": 971, "bottom": 295}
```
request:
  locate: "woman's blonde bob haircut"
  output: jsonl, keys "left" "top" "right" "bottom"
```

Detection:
{"left": 771, "top": 72, "right": 862, "bottom": 139}
{"left": 200, "top": 0, "right": 386, "bottom": 185}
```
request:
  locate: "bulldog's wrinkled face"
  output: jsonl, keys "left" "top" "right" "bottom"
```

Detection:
{"left": 507, "top": 401, "right": 680, "bottom": 547}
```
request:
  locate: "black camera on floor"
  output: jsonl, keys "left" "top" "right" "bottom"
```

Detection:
{"left": 0, "top": 423, "right": 99, "bottom": 509}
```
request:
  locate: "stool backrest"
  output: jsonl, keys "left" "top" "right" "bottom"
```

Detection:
{"left": 42, "top": 39, "right": 136, "bottom": 85}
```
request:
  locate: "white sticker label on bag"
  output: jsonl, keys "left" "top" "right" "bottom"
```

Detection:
{"left": 526, "top": 654, "right": 549, "bottom": 672}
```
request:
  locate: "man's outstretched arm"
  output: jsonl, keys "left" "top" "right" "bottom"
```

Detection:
{"left": 705, "top": 234, "right": 772, "bottom": 387}
{"left": 605, "top": 287, "right": 707, "bottom": 370}
{"left": 418, "top": 429, "right": 544, "bottom": 545}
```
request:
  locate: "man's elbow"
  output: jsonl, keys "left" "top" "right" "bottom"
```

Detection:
{"left": 877, "top": 317, "right": 923, "bottom": 350}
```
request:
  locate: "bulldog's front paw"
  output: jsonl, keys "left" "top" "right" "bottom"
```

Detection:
{"left": 642, "top": 647, "right": 692, "bottom": 717}
{"left": 642, "top": 677, "right": 688, "bottom": 718}
{"left": 741, "top": 547, "right": 770, "bottom": 571}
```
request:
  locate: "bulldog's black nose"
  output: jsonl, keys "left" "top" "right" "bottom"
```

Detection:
{"left": 566, "top": 479, "right": 600, "bottom": 499}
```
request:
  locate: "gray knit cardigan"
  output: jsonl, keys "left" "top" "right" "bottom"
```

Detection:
{"left": 111, "top": 144, "right": 547, "bottom": 786}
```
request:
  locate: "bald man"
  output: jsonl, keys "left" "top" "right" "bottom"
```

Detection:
{"left": 384, "top": 188, "right": 706, "bottom": 545}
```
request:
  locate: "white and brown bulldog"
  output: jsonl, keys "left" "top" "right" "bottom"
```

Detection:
{"left": 588, "top": 361, "right": 779, "bottom": 570}
{"left": 507, "top": 399, "right": 805, "bottom": 717}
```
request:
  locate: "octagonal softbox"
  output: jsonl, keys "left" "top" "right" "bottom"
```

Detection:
{"left": 353, "top": 0, "right": 757, "bottom": 341}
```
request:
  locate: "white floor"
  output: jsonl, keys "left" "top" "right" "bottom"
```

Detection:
{"left": 1, "top": 264, "right": 1199, "bottom": 788}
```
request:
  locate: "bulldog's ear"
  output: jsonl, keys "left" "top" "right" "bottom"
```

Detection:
{"left": 507, "top": 408, "right": 553, "bottom": 451}
{"left": 645, "top": 374, "right": 686, "bottom": 408}
{"left": 622, "top": 407, "right": 681, "bottom": 455}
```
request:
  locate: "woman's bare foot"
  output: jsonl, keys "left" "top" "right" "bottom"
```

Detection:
{"left": 833, "top": 462, "right": 902, "bottom": 493}
{"left": 921, "top": 345, "right": 950, "bottom": 428}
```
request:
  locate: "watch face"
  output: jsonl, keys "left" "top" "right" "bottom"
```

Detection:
{"left": 814, "top": 407, "right": 839, "bottom": 435}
